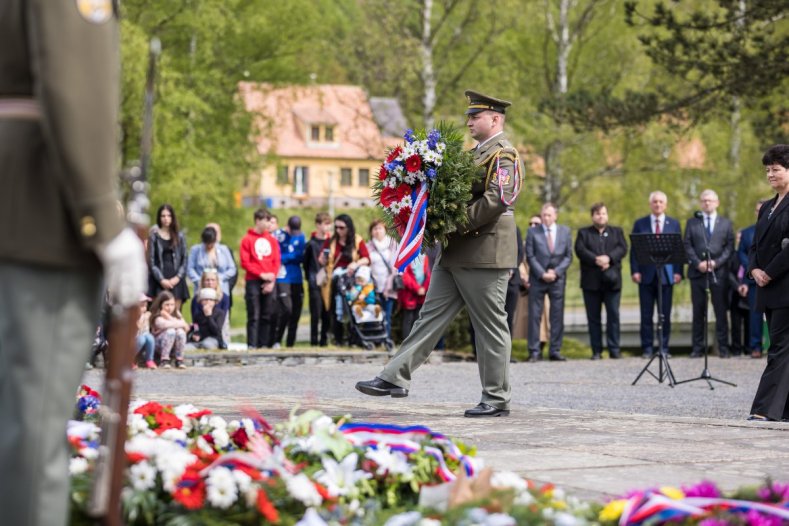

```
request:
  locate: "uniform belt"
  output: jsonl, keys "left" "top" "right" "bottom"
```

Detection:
{"left": 0, "top": 98, "right": 42, "bottom": 120}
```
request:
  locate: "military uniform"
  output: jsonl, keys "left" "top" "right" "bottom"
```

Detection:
{"left": 373, "top": 91, "right": 523, "bottom": 413}
{"left": 0, "top": 2, "right": 123, "bottom": 525}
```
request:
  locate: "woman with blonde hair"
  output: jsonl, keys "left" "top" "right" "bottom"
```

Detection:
{"left": 190, "top": 269, "right": 231, "bottom": 347}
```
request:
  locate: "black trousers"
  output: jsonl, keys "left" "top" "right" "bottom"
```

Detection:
{"left": 402, "top": 305, "right": 422, "bottom": 341}
{"left": 582, "top": 287, "right": 621, "bottom": 355}
{"left": 750, "top": 307, "right": 789, "bottom": 420}
{"left": 245, "top": 279, "right": 276, "bottom": 348}
{"left": 730, "top": 294, "right": 749, "bottom": 354}
{"left": 505, "top": 279, "right": 519, "bottom": 334}
{"left": 274, "top": 282, "right": 304, "bottom": 347}
{"left": 690, "top": 276, "right": 730, "bottom": 354}
{"left": 307, "top": 285, "right": 329, "bottom": 346}
{"left": 638, "top": 280, "right": 673, "bottom": 352}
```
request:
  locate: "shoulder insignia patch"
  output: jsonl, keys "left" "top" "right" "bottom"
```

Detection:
{"left": 76, "top": 0, "right": 113, "bottom": 24}
{"left": 497, "top": 167, "right": 511, "bottom": 186}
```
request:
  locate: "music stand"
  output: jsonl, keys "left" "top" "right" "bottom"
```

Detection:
{"left": 630, "top": 233, "right": 687, "bottom": 387}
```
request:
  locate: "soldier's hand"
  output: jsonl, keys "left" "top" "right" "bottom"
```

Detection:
{"left": 97, "top": 228, "right": 147, "bottom": 307}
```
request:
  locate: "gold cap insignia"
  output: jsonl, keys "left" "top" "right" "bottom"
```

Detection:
{"left": 76, "top": 0, "right": 113, "bottom": 24}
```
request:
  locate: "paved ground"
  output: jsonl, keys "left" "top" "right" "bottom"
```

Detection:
{"left": 83, "top": 356, "right": 789, "bottom": 500}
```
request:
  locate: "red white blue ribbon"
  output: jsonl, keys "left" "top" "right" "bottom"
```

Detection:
{"left": 619, "top": 493, "right": 789, "bottom": 525}
{"left": 394, "top": 182, "right": 429, "bottom": 272}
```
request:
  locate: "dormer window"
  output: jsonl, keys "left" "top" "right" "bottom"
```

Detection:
{"left": 311, "top": 126, "right": 321, "bottom": 141}
{"left": 325, "top": 126, "right": 334, "bottom": 142}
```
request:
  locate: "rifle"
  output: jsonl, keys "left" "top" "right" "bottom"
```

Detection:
{"left": 88, "top": 37, "right": 161, "bottom": 526}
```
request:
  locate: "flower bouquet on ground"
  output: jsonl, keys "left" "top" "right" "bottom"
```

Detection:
{"left": 373, "top": 123, "right": 476, "bottom": 271}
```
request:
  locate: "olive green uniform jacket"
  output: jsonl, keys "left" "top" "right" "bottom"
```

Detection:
{"left": 0, "top": 0, "right": 124, "bottom": 269}
{"left": 440, "top": 133, "right": 521, "bottom": 269}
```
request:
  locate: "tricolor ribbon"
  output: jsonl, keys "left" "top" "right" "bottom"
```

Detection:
{"left": 394, "top": 181, "right": 429, "bottom": 272}
{"left": 496, "top": 155, "right": 521, "bottom": 206}
{"left": 619, "top": 493, "right": 789, "bottom": 525}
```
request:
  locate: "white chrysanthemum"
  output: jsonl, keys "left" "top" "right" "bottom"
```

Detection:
{"left": 314, "top": 452, "right": 371, "bottom": 497}
{"left": 79, "top": 447, "right": 98, "bottom": 460}
{"left": 129, "top": 461, "right": 157, "bottom": 491}
{"left": 195, "top": 435, "right": 215, "bottom": 454}
{"left": 491, "top": 471, "right": 528, "bottom": 493}
{"left": 403, "top": 173, "right": 416, "bottom": 185}
{"left": 212, "top": 428, "right": 230, "bottom": 449}
{"left": 232, "top": 470, "right": 252, "bottom": 493}
{"left": 240, "top": 418, "right": 256, "bottom": 437}
{"left": 285, "top": 473, "right": 323, "bottom": 507}
{"left": 515, "top": 490, "right": 535, "bottom": 505}
{"left": 364, "top": 446, "right": 413, "bottom": 477}
{"left": 173, "top": 404, "right": 201, "bottom": 432}
{"left": 208, "top": 415, "right": 228, "bottom": 431}
{"left": 390, "top": 202, "right": 401, "bottom": 215}
{"left": 206, "top": 467, "right": 238, "bottom": 509}
{"left": 128, "top": 413, "right": 151, "bottom": 436}
{"left": 296, "top": 508, "right": 329, "bottom": 526}
{"left": 160, "top": 428, "right": 188, "bottom": 444}
{"left": 400, "top": 195, "right": 413, "bottom": 209}
{"left": 392, "top": 165, "right": 405, "bottom": 180}
{"left": 69, "top": 457, "right": 89, "bottom": 476}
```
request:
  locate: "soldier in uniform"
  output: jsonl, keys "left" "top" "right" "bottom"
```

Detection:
{"left": 356, "top": 90, "right": 522, "bottom": 417}
{"left": 0, "top": 2, "right": 146, "bottom": 525}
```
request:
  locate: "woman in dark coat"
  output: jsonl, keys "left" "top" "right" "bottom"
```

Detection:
{"left": 748, "top": 144, "right": 789, "bottom": 422}
{"left": 148, "top": 204, "right": 189, "bottom": 310}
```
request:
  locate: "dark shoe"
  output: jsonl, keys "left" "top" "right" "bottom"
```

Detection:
{"left": 609, "top": 351, "right": 621, "bottom": 359}
{"left": 509, "top": 357, "right": 518, "bottom": 363}
{"left": 747, "top": 414, "right": 773, "bottom": 421}
{"left": 660, "top": 350, "right": 672, "bottom": 358}
{"left": 642, "top": 350, "right": 653, "bottom": 359}
{"left": 464, "top": 403, "right": 510, "bottom": 418}
{"left": 355, "top": 377, "right": 408, "bottom": 398}
{"left": 549, "top": 354, "right": 567, "bottom": 362}
{"left": 689, "top": 351, "right": 702, "bottom": 358}
{"left": 719, "top": 351, "right": 731, "bottom": 359}
{"left": 591, "top": 353, "right": 602, "bottom": 361}
{"left": 527, "top": 353, "right": 542, "bottom": 363}
{"left": 751, "top": 350, "right": 763, "bottom": 359}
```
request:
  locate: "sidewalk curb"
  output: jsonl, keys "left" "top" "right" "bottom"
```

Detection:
{"left": 182, "top": 349, "right": 391, "bottom": 367}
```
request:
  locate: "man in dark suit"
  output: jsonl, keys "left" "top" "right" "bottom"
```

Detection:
{"left": 526, "top": 203, "right": 573, "bottom": 361}
{"left": 684, "top": 189, "right": 735, "bottom": 358}
{"left": 738, "top": 200, "right": 767, "bottom": 358}
{"left": 575, "top": 202, "right": 628, "bottom": 359}
{"left": 748, "top": 144, "right": 789, "bottom": 422}
{"left": 630, "top": 191, "right": 684, "bottom": 358}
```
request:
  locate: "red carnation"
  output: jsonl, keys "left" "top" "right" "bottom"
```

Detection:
{"left": 405, "top": 154, "right": 421, "bottom": 173}
{"left": 134, "top": 401, "right": 164, "bottom": 417}
{"left": 380, "top": 186, "right": 397, "bottom": 208}
{"left": 395, "top": 183, "right": 413, "bottom": 202}
{"left": 256, "top": 489, "right": 280, "bottom": 523}
{"left": 231, "top": 427, "right": 250, "bottom": 449}
{"left": 187, "top": 409, "right": 212, "bottom": 419}
{"left": 378, "top": 164, "right": 388, "bottom": 181}
{"left": 126, "top": 452, "right": 147, "bottom": 464}
{"left": 397, "top": 207, "right": 411, "bottom": 225}
{"left": 153, "top": 411, "right": 183, "bottom": 434}
{"left": 386, "top": 146, "right": 402, "bottom": 163}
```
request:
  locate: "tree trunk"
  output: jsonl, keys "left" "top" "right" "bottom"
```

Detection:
{"left": 421, "top": 0, "right": 436, "bottom": 129}
{"left": 556, "top": 0, "right": 571, "bottom": 95}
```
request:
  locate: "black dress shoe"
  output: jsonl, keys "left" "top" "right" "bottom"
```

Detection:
{"left": 549, "top": 354, "right": 567, "bottom": 362}
{"left": 642, "top": 351, "right": 653, "bottom": 359}
{"left": 609, "top": 351, "right": 621, "bottom": 359}
{"left": 464, "top": 403, "right": 510, "bottom": 418}
{"left": 355, "top": 377, "right": 408, "bottom": 398}
{"left": 689, "top": 351, "right": 702, "bottom": 358}
{"left": 527, "top": 353, "right": 541, "bottom": 363}
{"left": 591, "top": 353, "right": 602, "bottom": 361}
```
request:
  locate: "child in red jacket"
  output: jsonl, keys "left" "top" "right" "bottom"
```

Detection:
{"left": 240, "top": 208, "right": 281, "bottom": 349}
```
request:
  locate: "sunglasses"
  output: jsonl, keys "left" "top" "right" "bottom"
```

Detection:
{"left": 334, "top": 225, "right": 347, "bottom": 230}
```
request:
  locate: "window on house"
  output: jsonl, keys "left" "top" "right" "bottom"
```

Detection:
{"left": 294, "top": 166, "right": 309, "bottom": 195}
{"left": 310, "top": 126, "right": 320, "bottom": 141}
{"left": 358, "top": 168, "right": 369, "bottom": 187}
{"left": 340, "top": 167, "right": 352, "bottom": 187}
{"left": 325, "top": 126, "right": 334, "bottom": 142}
{"left": 276, "top": 165, "right": 289, "bottom": 186}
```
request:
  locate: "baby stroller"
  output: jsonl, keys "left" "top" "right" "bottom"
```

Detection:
{"left": 333, "top": 268, "right": 394, "bottom": 352}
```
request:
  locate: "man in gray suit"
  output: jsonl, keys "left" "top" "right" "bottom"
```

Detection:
{"left": 526, "top": 203, "right": 573, "bottom": 361}
{"left": 684, "top": 189, "right": 735, "bottom": 358}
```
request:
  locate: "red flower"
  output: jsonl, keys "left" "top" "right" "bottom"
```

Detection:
{"left": 386, "top": 146, "right": 402, "bottom": 163}
{"left": 231, "top": 427, "right": 250, "bottom": 449}
{"left": 126, "top": 452, "right": 147, "bottom": 464}
{"left": 256, "top": 489, "right": 280, "bottom": 523}
{"left": 378, "top": 164, "right": 388, "bottom": 181}
{"left": 380, "top": 186, "right": 397, "bottom": 208}
{"left": 405, "top": 154, "right": 421, "bottom": 173}
{"left": 314, "top": 482, "right": 333, "bottom": 501}
{"left": 187, "top": 409, "right": 212, "bottom": 419}
{"left": 397, "top": 207, "right": 411, "bottom": 225}
{"left": 396, "top": 183, "right": 413, "bottom": 202}
{"left": 79, "top": 385, "right": 101, "bottom": 400}
{"left": 394, "top": 216, "right": 406, "bottom": 237}
{"left": 134, "top": 401, "right": 164, "bottom": 417}
{"left": 153, "top": 412, "right": 183, "bottom": 435}
{"left": 173, "top": 480, "right": 206, "bottom": 510}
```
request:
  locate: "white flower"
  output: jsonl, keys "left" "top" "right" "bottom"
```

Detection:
{"left": 364, "top": 446, "right": 413, "bottom": 477}
{"left": 296, "top": 508, "right": 329, "bottom": 526}
{"left": 311, "top": 415, "right": 335, "bottom": 433}
{"left": 418, "top": 520, "right": 442, "bottom": 526}
{"left": 400, "top": 195, "right": 413, "bottom": 209}
{"left": 384, "top": 511, "right": 422, "bottom": 526}
{"left": 208, "top": 415, "right": 228, "bottom": 431}
{"left": 286, "top": 473, "right": 323, "bottom": 507}
{"left": 554, "top": 512, "right": 581, "bottom": 526}
{"left": 173, "top": 404, "right": 201, "bottom": 432}
{"left": 195, "top": 435, "right": 215, "bottom": 454}
{"left": 515, "top": 490, "right": 535, "bottom": 505}
{"left": 485, "top": 513, "right": 517, "bottom": 526}
{"left": 206, "top": 467, "right": 238, "bottom": 509}
{"left": 491, "top": 471, "right": 529, "bottom": 493}
{"left": 160, "top": 428, "right": 188, "bottom": 444}
{"left": 232, "top": 470, "right": 252, "bottom": 493}
{"left": 69, "top": 457, "right": 89, "bottom": 475}
{"left": 314, "top": 452, "right": 371, "bottom": 497}
{"left": 128, "top": 413, "right": 150, "bottom": 436}
{"left": 129, "top": 461, "right": 157, "bottom": 491}
{"left": 212, "top": 428, "right": 230, "bottom": 449}
{"left": 79, "top": 447, "right": 98, "bottom": 460}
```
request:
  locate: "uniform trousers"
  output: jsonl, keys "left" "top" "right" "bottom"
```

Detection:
{"left": 750, "top": 307, "right": 789, "bottom": 421}
{"left": 378, "top": 266, "right": 511, "bottom": 409}
{"left": 0, "top": 263, "right": 102, "bottom": 526}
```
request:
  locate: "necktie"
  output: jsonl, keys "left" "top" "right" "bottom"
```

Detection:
{"left": 655, "top": 218, "right": 661, "bottom": 235}
{"left": 705, "top": 216, "right": 712, "bottom": 238}
{"left": 547, "top": 229, "right": 554, "bottom": 253}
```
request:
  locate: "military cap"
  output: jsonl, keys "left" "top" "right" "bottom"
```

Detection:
{"left": 464, "top": 90, "right": 511, "bottom": 115}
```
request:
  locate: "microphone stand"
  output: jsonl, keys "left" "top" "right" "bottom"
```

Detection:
{"left": 675, "top": 219, "right": 736, "bottom": 390}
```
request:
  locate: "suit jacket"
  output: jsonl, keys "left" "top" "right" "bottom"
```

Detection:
{"left": 683, "top": 215, "right": 734, "bottom": 281}
{"left": 738, "top": 225, "right": 756, "bottom": 285}
{"left": 441, "top": 133, "right": 523, "bottom": 269}
{"left": 629, "top": 215, "right": 684, "bottom": 285}
{"left": 0, "top": 1, "right": 124, "bottom": 268}
{"left": 526, "top": 224, "right": 572, "bottom": 281}
{"left": 574, "top": 225, "right": 628, "bottom": 291}
{"left": 748, "top": 195, "right": 789, "bottom": 311}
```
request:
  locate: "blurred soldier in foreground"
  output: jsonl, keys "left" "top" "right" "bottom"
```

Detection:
{"left": 0, "top": 2, "right": 146, "bottom": 525}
